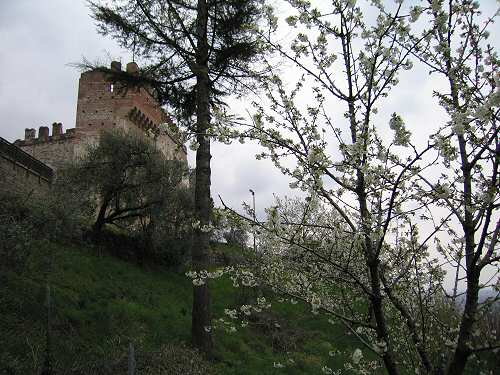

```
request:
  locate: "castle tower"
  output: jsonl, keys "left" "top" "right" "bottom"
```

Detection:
{"left": 74, "top": 61, "right": 186, "bottom": 161}
{"left": 75, "top": 62, "right": 163, "bottom": 135}
{"left": 14, "top": 61, "right": 186, "bottom": 171}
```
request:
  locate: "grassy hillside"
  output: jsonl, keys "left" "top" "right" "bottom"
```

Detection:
{"left": 0, "top": 241, "right": 358, "bottom": 374}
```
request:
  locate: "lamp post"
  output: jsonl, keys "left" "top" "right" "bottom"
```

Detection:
{"left": 249, "top": 189, "right": 256, "bottom": 252}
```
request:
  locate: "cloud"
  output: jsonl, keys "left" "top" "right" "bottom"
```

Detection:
{"left": 0, "top": 0, "right": 130, "bottom": 142}
{"left": 0, "top": 0, "right": 288, "bottom": 218}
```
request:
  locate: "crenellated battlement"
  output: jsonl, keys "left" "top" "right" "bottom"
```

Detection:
{"left": 14, "top": 123, "right": 77, "bottom": 147}
{"left": 13, "top": 121, "right": 78, "bottom": 171}
{"left": 10, "top": 60, "right": 186, "bottom": 174}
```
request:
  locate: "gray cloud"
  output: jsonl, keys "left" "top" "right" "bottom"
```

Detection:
{"left": 1, "top": 0, "right": 498, "bottom": 241}
{"left": 0, "top": 0, "right": 130, "bottom": 142}
{"left": 188, "top": 140, "right": 291, "bottom": 218}
{"left": 0, "top": 0, "right": 283, "bottom": 215}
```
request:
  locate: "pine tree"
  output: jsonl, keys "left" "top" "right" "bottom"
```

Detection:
{"left": 88, "top": 0, "right": 267, "bottom": 356}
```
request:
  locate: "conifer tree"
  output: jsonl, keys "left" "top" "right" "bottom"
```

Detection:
{"left": 87, "top": 0, "right": 267, "bottom": 355}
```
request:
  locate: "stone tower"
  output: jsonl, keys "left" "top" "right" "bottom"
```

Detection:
{"left": 15, "top": 61, "right": 186, "bottom": 170}
{"left": 74, "top": 61, "right": 186, "bottom": 161}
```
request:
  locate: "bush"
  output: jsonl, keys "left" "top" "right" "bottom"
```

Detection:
{"left": 89, "top": 228, "right": 192, "bottom": 268}
{"left": 0, "top": 190, "right": 83, "bottom": 273}
{"left": 222, "top": 227, "right": 249, "bottom": 249}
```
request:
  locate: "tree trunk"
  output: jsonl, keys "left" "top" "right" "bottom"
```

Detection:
{"left": 366, "top": 244, "right": 401, "bottom": 375}
{"left": 191, "top": 0, "right": 214, "bottom": 357}
{"left": 357, "top": 166, "right": 400, "bottom": 375}
{"left": 445, "top": 271, "right": 479, "bottom": 374}
{"left": 444, "top": 74, "right": 478, "bottom": 375}
{"left": 92, "top": 198, "right": 109, "bottom": 238}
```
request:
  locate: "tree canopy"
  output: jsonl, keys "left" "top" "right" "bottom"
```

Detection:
{"left": 61, "top": 129, "right": 187, "bottom": 235}
{"left": 88, "top": 0, "right": 267, "bottom": 122}
{"left": 88, "top": 0, "right": 270, "bottom": 355}
{"left": 209, "top": 1, "right": 500, "bottom": 374}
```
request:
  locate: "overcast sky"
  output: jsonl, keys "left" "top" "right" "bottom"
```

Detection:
{"left": 0, "top": 0, "right": 293, "bottom": 215}
{"left": 1, "top": 1, "right": 499, "bottom": 290}
{"left": 0, "top": 0, "right": 498, "bottom": 226}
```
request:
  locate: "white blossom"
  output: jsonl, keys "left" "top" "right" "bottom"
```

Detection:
{"left": 352, "top": 348, "right": 363, "bottom": 364}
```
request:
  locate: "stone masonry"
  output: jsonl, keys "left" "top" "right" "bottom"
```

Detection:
{"left": 14, "top": 61, "right": 187, "bottom": 171}
{"left": 0, "top": 136, "right": 53, "bottom": 196}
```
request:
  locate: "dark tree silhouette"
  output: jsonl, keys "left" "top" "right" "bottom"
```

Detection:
{"left": 88, "top": 0, "right": 267, "bottom": 355}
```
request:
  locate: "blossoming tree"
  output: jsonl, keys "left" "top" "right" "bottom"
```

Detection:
{"left": 214, "top": 0, "right": 498, "bottom": 374}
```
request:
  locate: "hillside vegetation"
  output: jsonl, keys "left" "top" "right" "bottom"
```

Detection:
{"left": 1, "top": 240, "right": 360, "bottom": 374}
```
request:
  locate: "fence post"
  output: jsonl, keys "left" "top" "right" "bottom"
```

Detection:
{"left": 40, "top": 283, "right": 53, "bottom": 375}
{"left": 128, "top": 342, "right": 136, "bottom": 375}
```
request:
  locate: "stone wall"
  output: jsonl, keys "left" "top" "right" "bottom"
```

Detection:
{"left": 11, "top": 61, "right": 187, "bottom": 175}
{"left": 0, "top": 137, "right": 52, "bottom": 197}
{"left": 14, "top": 124, "right": 77, "bottom": 171}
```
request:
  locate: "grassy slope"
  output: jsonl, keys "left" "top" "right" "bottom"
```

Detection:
{"left": 0, "top": 242, "right": 358, "bottom": 374}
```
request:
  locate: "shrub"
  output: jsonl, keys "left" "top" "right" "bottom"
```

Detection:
{"left": 0, "top": 190, "right": 83, "bottom": 273}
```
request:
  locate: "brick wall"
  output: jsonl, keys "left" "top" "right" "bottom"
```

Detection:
{"left": 11, "top": 61, "right": 187, "bottom": 175}
{"left": 75, "top": 62, "right": 187, "bottom": 163}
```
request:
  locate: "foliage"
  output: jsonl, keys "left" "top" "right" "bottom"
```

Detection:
{"left": 87, "top": 0, "right": 272, "bottom": 355}
{"left": 59, "top": 129, "right": 187, "bottom": 238}
{"left": 0, "top": 193, "right": 37, "bottom": 272}
{"left": 223, "top": 227, "right": 249, "bottom": 249}
{"left": 143, "top": 182, "right": 195, "bottom": 266}
{"left": 211, "top": 0, "right": 500, "bottom": 374}
{"left": 212, "top": 208, "right": 250, "bottom": 249}
{"left": 88, "top": 0, "right": 268, "bottom": 125}
{"left": 0, "top": 188, "right": 83, "bottom": 273}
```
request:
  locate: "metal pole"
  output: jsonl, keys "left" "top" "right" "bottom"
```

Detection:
{"left": 249, "top": 189, "right": 256, "bottom": 252}
{"left": 128, "top": 342, "right": 136, "bottom": 375}
{"left": 41, "top": 284, "right": 53, "bottom": 375}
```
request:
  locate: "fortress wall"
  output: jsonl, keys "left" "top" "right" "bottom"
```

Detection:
{"left": 0, "top": 156, "right": 50, "bottom": 195}
{"left": 15, "top": 125, "right": 77, "bottom": 171}
{"left": 0, "top": 137, "right": 52, "bottom": 197}
{"left": 75, "top": 63, "right": 164, "bottom": 137}
{"left": 18, "top": 137, "right": 76, "bottom": 171}
{"left": 75, "top": 62, "right": 187, "bottom": 163}
{"left": 19, "top": 139, "right": 75, "bottom": 170}
{"left": 9, "top": 61, "right": 187, "bottom": 180}
{"left": 155, "top": 132, "right": 187, "bottom": 161}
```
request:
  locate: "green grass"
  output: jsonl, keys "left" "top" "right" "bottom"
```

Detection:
{"left": 0, "top": 241, "right": 359, "bottom": 374}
